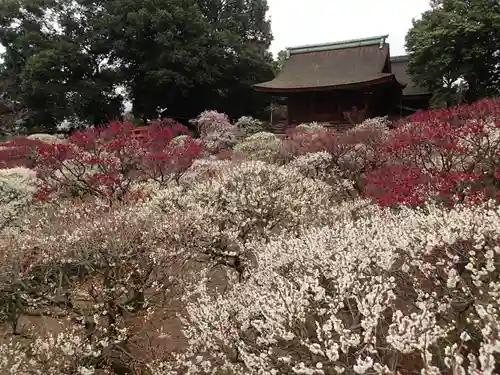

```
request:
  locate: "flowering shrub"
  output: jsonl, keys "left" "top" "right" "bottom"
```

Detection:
{"left": 179, "top": 158, "right": 235, "bottom": 185}
{"left": 355, "top": 116, "right": 391, "bottom": 132}
{"left": 0, "top": 167, "right": 37, "bottom": 233}
{"left": 334, "top": 117, "right": 390, "bottom": 186}
{"left": 190, "top": 110, "right": 238, "bottom": 153}
{"left": 365, "top": 99, "right": 500, "bottom": 206}
{"left": 281, "top": 118, "right": 390, "bottom": 192}
{"left": 151, "top": 160, "right": 336, "bottom": 279}
{"left": 0, "top": 99, "right": 499, "bottom": 375}
{"left": 233, "top": 132, "right": 282, "bottom": 162}
{"left": 295, "top": 122, "right": 326, "bottom": 132}
{"left": 151, "top": 200, "right": 500, "bottom": 375}
{"left": 26, "top": 133, "right": 66, "bottom": 144}
{"left": 0, "top": 326, "right": 106, "bottom": 375}
{"left": 32, "top": 119, "right": 202, "bottom": 202}
{"left": 0, "top": 135, "right": 67, "bottom": 169}
{"left": 0, "top": 136, "right": 49, "bottom": 169}
{"left": 235, "top": 116, "right": 265, "bottom": 137}
{"left": 281, "top": 125, "right": 338, "bottom": 161}
{"left": 289, "top": 151, "right": 356, "bottom": 198}
{"left": 0, "top": 199, "right": 187, "bottom": 373}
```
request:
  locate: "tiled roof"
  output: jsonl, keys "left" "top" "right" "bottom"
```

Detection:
{"left": 390, "top": 55, "right": 430, "bottom": 96}
{"left": 255, "top": 35, "right": 402, "bottom": 91}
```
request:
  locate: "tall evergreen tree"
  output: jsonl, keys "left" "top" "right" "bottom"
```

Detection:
{"left": 0, "top": 0, "right": 275, "bottom": 131}
{"left": 99, "top": 0, "right": 275, "bottom": 121}
{"left": 0, "top": 0, "right": 123, "bottom": 131}
{"left": 405, "top": 0, "right": 500, "bottom": 106}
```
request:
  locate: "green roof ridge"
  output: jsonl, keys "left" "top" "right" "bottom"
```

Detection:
{"left": 287, "top": 34, "right": 389, "bottom": 55}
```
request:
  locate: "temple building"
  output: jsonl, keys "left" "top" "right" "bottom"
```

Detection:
{"left": 390, "top": 54, "right": 432, "bottom": 115}
{"left": 254, "top": 35, "right": 430, "bottom": 129}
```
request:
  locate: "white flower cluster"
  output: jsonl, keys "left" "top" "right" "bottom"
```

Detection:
{"left": 179, "top": 157, "right": 234, "bottom": 185}
{"left": 0, "top": 167, "right": 38, "bottom": 234}
{"left": 233, "top": 132, "right": 282, "bottom": 162}
{"left": 153, "top": 200, "right": 500, "bottom": 375}
{"left": 235, "top": 116, "right": 265, "bottom": 137}
{"left": 289, "top": 152, "right": 356, "bottom": 198}
{"left": 354, "top": 116, "right": 391, "bottom": 133}
{"left": 169, "top": 134, "right": 190, "bottom": 147}
{"left": 26, "top": 133, "right": 66, "bottom": 144}
{"left": 150, "top": 160, "right": 336, "bottom": 267}
{"left": 0, "top": 326, "right": 99, "bottom": 375}
{"left": 295, "top": 122, "right": 326, "bottom": 132}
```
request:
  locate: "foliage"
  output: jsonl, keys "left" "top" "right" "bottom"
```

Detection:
{"left": 235, "top": 116, "right": 266, "bottom": 137}
{"left": 273, "top": 49, "right": 289, "bottom": 73}
{"left": 0, "top": 95, "right": 31, "bottom": 136}
{"left": 405, "top": 0, "right": 500, "bottom": 105}
{"left": 0, "top": 0, "right": 124, "bottom": 131}
{"left": 0, "top": 0, "right": 276, "bottom": 129}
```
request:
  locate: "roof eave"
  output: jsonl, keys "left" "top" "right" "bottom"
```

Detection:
{"left": 402, "top": 92, "right": 432, "bottom": 98}
{"left": 253, "top": 75, "right": 400, "bottom": 93}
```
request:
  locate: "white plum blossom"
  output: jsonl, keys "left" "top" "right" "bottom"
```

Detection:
{"left": 0, "top": 167, "right": 38, "bottom": 233}
{"left": 0, "top": 326, "right": 98, "bottom": 374}
{"left": 153, "top": 201, "right": 500, "bottom": 375}
{"left": 289, "top": 151, "right": 356, "bottom": 198}
{"left": 150, "top": 160, "right": 337, "bottom": 270}
{"left": 26, "top": 133, "right": 66, "bottom": 144}
{"left": 235, "top": 116, "right": 265, "bottom": 137}
{"left": 0, "top": 108, "right": 499, "bottom": 375}
{"left": 233, "top": 131, "right": 282, "bottom": 162}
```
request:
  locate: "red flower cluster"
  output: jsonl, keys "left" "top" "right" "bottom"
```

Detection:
{"left": 365, "top": 98, "right": 500, "bottom": 206}
{"left": 0, "top": 137, "right": 47, "bottom": 169}
{"left": 28, "top": 119, "right": 202, "bottom": 201}
{"left": 278, "top": 99, "right": 499, "bottom": 207}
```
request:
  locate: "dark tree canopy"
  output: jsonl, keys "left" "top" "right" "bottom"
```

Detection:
{"left": 405, "top": 0, "right": 500, "bottom": 107}
{"left": 0, "top": 0, "right": 275, "bottom": 132}
{"left": 0, "top": 0, "right": 124, "bottom": 132}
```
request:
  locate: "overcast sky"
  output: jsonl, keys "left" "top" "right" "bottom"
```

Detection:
{"left": 267, "top": 0, "right": 431, "bottom": 57}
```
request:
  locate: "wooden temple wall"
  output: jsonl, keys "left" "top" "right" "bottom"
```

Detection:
{"left": 285, "top": 83, "right": 406, "bottom": 127}
{"left": 286, "top": 90, "right": 368, "bottom": 125}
